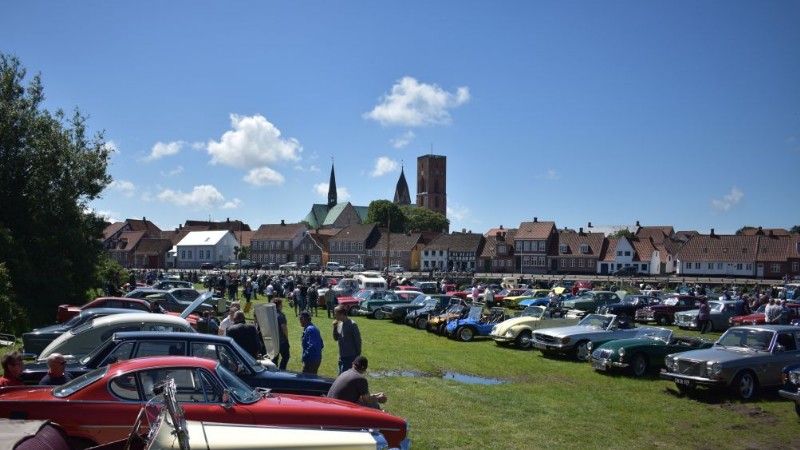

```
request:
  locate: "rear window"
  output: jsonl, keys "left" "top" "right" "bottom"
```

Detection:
{"left": 53, "top": 366, "right": 108, "bottom": 398}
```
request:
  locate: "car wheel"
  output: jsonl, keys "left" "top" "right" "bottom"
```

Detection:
{"left": 437, "top": 323, "right": 447, "bottom": 336}
{"left": 457, "top": 326, "right": 475, "bottom": 342}
{"left": 515, "top": 330, "right": 533, "bottom": 350}
{"left": 416, "top": 317, "right": 428, "bottom": 330}
{"left": 348, "top": 306, "right": 359, "bottom": 316}
{"left": 657, "top": 315, "right": 670, "bottom": 326}
{"left": 630, "top": 353, "right": 648, "bottom": 377}
{"left": 574, "top": 341, "right": 591, "bottom": 361}
{"left": 374, "top": 310, "right": 386, "bottom": 320}
{"left": 732, "top": 371, "right": 759, "bottom": 401}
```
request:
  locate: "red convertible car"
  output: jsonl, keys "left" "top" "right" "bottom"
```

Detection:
{"left": 0, "top": 356, "right": 409, "bottom": 449}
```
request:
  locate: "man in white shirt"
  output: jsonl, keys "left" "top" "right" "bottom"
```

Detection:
{"left": 218, "top": 305, "right": 240, "bottom": 335}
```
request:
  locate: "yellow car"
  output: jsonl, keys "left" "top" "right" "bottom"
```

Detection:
{"left": 502, "top": 289, "right": 552, "bottom": 309}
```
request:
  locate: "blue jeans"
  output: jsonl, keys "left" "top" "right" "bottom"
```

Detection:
{"left": 338, "top": 355, "right": 356, "bottom": 375}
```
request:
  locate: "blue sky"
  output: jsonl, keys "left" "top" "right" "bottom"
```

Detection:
{"left": 3, "top": 1, "right": 799, "bottom": 235}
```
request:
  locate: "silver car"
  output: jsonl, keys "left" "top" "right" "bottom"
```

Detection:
{"left": 531, "top": 313, "right": 639, "bottom": 361}
{"left": 674, "top": 300, "right": 738, "bottom": 332}
{"left": 660, "top": 325, "right": 800, "bottom": 400}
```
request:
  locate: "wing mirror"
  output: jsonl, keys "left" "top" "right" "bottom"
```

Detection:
{"left": 221, "top": 389, "right": 233, "bottom": 409}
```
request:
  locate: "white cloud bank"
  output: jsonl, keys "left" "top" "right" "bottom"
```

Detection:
{"left": 391, "top": 131, "right": 416, "bottom": 149}
{"left": 108, "top": 179, "right": 136, "bottom": 197}
{"left": 370, "top": 157, "right": 399, "bottom": 177}
{"left": 364, "top": 77, "right": 470, "bottom": 127}
{"left": 711, "top": 186, "right": 744, "bottom": 213}
{"left": 157, "top": 185, "right": 228, "bottom": 209}
{"left": 147, "top": 141, "right": 185, "bottom": 161}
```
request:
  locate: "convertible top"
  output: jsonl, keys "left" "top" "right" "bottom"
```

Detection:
{"left": 0, "top": 419, "right": 72, "bottom": 450}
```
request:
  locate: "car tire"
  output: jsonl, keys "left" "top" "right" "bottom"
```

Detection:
{"left": 374, "top": 310, "right": 386, "bottom": 320}
{"left": 348, "top": 306, "right": 359, "bottom": 316}
{"left": 515, "top": 330, "right": 533, "bottom": 350}
{"left": 457, "top": 326, "right": 475, "bottom": 342}
{"left": 732, "top": 371, "right": 759, "bottom": 401}
{"left": 657, "top": 315, "right": 670, "bottom": 326}
{"left": 437, "top": 323, "right": 447, "bottom": 336}
{"left": 415, "top": 317, "right": 428, "bottom": 330}
{"left": 574, "top": 341, "right": 591, "bottom": 361}
{"left": 630, "top": 353, "right": 648, "bottom": 377}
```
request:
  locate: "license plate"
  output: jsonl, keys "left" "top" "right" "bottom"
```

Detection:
{"left": 592, "top": 361, "right": 607, "bottom": 371}
{"left": 675, "top": 378, "right": 695, "bottom": 387}
{"left": 534, "top": 342, "right": 547, "bottom": 350}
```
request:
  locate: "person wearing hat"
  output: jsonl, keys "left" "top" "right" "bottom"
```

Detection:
{"left": 299, "top": 311, "right": 323, "bottom": 374}
{"left": 327, "top": 356, "right": 386, "bottom": 409}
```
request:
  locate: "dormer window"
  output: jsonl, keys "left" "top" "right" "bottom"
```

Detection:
{"left": 580, "top": 244, "right": 589, "bottom": 254}
{"left": 498, "top": 244, "right": 506, "bottom": 254}
{"left": 559, "top": 244, "right": 568, "bottom": 253}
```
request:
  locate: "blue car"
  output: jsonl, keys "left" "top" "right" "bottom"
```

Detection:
{"left": 518, "top": 298, "right": 553, "bottom": 309}
{"left": 445, "top": 306, "right": 507, "bottom": 342}
{"left": 779, "top": 363, "right": 800, "bottom": 418}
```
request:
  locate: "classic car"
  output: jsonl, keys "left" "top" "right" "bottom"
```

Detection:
{"left": 404, "top": 297, "right": 463, "bottom": 329}
{"left": 660, "top": 325, "right": 800, "bottom": 400}
{"left": 55, "top": 296, "right": 152, "bottom": 323}
{"left": 21, "top": 331, "right": 335, "bottom": 396}
{"left": 597, "top": 295, "right": 658, "bottom": 318}
{"left": 36, "top": 313, "right": 194, "bottom": 362}
{"left": 728, "top": 303, "right": 800, "bottom": 327}
{"left": 121, "top": 379, "right": 392, "bottom": 450}
{"left": 445, "top": 306, "right": 507, "bottom": 342}
{"left": 675, "top": 300, "right": 738, "bottom": 332}
{"left": 589, "top": 327, "right": 713, "bottom": 376}
{"left": 778, "top": 363, "right": 800, "bottom": 417}
{"left": 531, "top": 314, "right": 639, "bottom": 361}
{"left": 492, "top": 288, "right": 528, "bottom": 306}
{"left": 125, "top": 288, "right": 216, "bottom": 315}
{"left": 336, "top": 290, "right": 390, "bottom": 316}
{"left": 489, "top": 305, "right": 579, "bottom": 349}
{"left": 634, "top": 295, "right": 703, "bottom": 326}
{"left": 22, "top": 308, "right": 139, "bottom": 358}
{"left": 151, "top": 279, "right": 194, "bottom": 290}
{"left": 378, "top": 293, "right": 447, "bottom": 322}
{"left": 559, "top": 291, "right": 622, "bottom": 315}
{"left": 357, "top": 290, "right": 422, "bottom": 318}
{"left": 0, "top": 356, "right": 410, "bottom": 449}
{"left": 427, "top": 302, "right": 472, "bottom": 335}
{"left": 501, "top": 289, "right": 551, "bottom": 309}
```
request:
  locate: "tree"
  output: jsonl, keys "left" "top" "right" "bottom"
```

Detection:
{"left": 790, "top": 225, "right": 800, "bottom": 235}
{"left": 0, "top": 54, "right": 112, "bottom": 326}
{"left": 735, "top": 226, "right": 756, "bottom": 235}
{"left": 404, "top": 206, "right": 449, "bottom": 233}
{"left": 366, "top": 200, "right": 407, "bottom": 233}
{"left": 608, "top": 229, "right": 634, "bottom": 239}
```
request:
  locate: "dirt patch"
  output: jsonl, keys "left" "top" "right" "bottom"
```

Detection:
{"left": 718, "top": 402, "right": 781, "bottom": 426}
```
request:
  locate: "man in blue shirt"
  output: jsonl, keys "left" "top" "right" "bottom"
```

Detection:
{"left": 299, "top": 311, "right": 323, "bottom": 374}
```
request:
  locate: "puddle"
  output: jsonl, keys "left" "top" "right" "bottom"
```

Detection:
{"left": 371, "top": 370, "right": 508, "bottom": 385}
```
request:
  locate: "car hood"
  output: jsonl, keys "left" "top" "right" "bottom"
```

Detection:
{"left": 535, "top": 325, "right": 608, "bottom": 338}
{"left": 493, "top": 316, "right": 540, "bottom": 332}
{"left": 676, "top": 309, "right": 700, "bottom": 316}
{"left": 597, "top": 337, "right": 664, "bottom": 351}
{"left": 670, "top": 346, "right": 764, "bottom": 363}
{"left": 190, "top": 421, "right": 385, "bottom": 450}
{"left": 181, "top": 292, "right": 213, "bottom": 318}
{"left": 24, "top": 324, "right": 69, "bottom": 336}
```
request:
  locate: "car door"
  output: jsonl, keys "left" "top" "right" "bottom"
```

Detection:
{"left": 764, "top": 331, "right": 800, "bottom": 386}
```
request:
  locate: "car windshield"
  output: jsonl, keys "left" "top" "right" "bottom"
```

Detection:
{"left": 579, "top": 314, "right": 613, "bottom": 329}
{"left": 354, "top": 291, "right": 373, "bottom": 300}
{"left": 717, "top": 328, "right": 774, "bottom": 351}
{"left": 53, "top": 366, "right": 109, "bottom": 398}
{"left": 521, "top": 306, "right": 546, "bottom": 318}
{"left": 410, "top": 295, "right": 428, "bottom": 305}
{"left": 214, "top": 363, "right": 263, "bottom": 404}
{"left": 63, "top": 313, "right": 90, "bottom": 328}
{"left": 634, "top": 327, "right": 672, "bottom": 342}
{"left": 69, "top": 319, "right": 96, "bottom": 335}
{"left": 709, "top": 301, "right": 724, "bottom": 312}
{"left": 663, "top": 298, "right": 679, "bottom": 306}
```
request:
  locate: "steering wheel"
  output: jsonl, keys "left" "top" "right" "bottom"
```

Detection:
{"left": 123, "top": 407, "right": 148, "bottom": 450}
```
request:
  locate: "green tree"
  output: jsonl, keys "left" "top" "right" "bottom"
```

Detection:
{"left": 789, "top": 225, "right": 800, "bottom": 235}
{"left": 0, "top": 54, "right": 111, "bottom": 326}
{"left": 366, "top": 200, "right": 407, "bottom": 233}
{"left": 736, "top": 226, "right": 756, "bottom": 235}
{"left": 404, "top": 206, "right": 449, "bottom": 232}
{"left": 608, "top": 229, "right": 634, "bottom": 239}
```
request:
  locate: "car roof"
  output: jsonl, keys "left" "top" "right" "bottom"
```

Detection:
{"left": 110, "top": 355, "right": 218, "bottom": 372}
{"left": 80, "top": 307, "right": 145, "bottom": 315}
{"left": 112, "top": 331, "right": 228, "bottom": 343}
{"left": 89, "top": 313, "right": 189, "bottom": 326}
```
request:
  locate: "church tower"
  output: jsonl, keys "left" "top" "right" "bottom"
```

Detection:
{"left": 393, "top": 164, "right": 411, "bottom": 205}
{"left": 327, "top": 161, "right": 337, "bottom": 208}
{"left": 416, "top": 154, "right": 446, "bottom": 216}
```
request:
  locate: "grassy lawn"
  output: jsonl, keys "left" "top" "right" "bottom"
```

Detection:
{"left": 253, "top": 296, "right": 798, "bottom": 449}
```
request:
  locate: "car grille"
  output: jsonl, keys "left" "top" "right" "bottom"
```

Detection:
{"left": 534, "top": 333, "right": 556, "bottom": 344}
{"left": 676, "top": 360, "right": 704, "bottom": 377}
{"left": 592, "top": 349, "right": 612, "bottom": 359}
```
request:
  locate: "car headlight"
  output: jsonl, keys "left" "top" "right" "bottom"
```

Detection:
{"left": 665, "top": 356, "right": 676, "bottom": 370}
{"left": 560, "top": 337, "right": 570, "bottom": 344}
{"left": 587, "top": 342, "right": 593, "bottom": 351}
{"left": 505, "top": 331, "right": 514, "bottom": 338}
{"left": 790, "top": 371, "right": 800, "bottom": 385}
{"left": 618, "top": 347, "right": 625, "bottom": 358}
{"left": 707, "top": 361, "right": 722, "bottom": 377}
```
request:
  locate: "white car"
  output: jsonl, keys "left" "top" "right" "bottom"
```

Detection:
{"left": 37, "top": 313, "right": 194, "bottom": 362}
{"left": 278, "top": 262, "right": 297, "bottom": 270}
{"left": 386, "top": 264, "right": 405, "bottom": 273}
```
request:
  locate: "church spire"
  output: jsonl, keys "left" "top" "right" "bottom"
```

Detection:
{"left": 393, "top": 162, "right": 411, "bottom": 205}
{"left": 328, "top": 158, "right": 337, "bottom": 208}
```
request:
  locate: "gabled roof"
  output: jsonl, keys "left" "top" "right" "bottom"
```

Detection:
{"left": 599, "top": 237, "right": 620, "bottom": 262}
{"left": 515, "top": 220, "right": 556, "bottom": 240}
{"left": 323, "top": 203, "right": 351, "bottom": 226}
{"left": 372, "top": 232, "right": 422, "bottom": 252}
{"left": 126, "top": 218, "right": 162, "bottom": 236}
{"left": 183, "top": 219, "right": 251, "bottom": 232}
{"left": 304, "top": 204, "right": 331, "bottom": 229}
{"left": 675, "top": 233, "right": 760, "bottom": 262}
{"left": 480, "top": 229, "right": 517, "bottom": 258}
{"left": 629, "top": 237, "right": 657, "bottom": 262}
{"left": 556, "top": 229, "right": 605, "bottom": 257}
{"left": 253, "top": 223, "right": 307, "bottom": 240}
{"left": 755, "top": 235, "right": 790, "bottom": 262}
{"left": 330, "top": 223, "right": 377, "bottom": 242}
{"left": 425, "top": 232, "right": 484, "bottom": 253}
{"left": 176, "top": 230, "right": 231, "bottom": 246}
{"left": 108, "top": 231, "right": 146, "bottom": 252}
{"left": 635, "top": 226, "right": 674, "bottom": 244}
{"left": 741, "top": 227, "right": 790, "bottom": 236}
{"left": 103, "top": 222, "right": 127, "bottom": 240}
{"left": 135, "top": 238, "right": 173, "bottom": 255}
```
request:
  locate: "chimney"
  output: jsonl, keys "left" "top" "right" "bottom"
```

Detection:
{"left": 587, "top": 222, "right": 593, "bottom": 228}
{"left": 226, "top": 218, "right": 230, "bottom": 223}
{"left": 635, "top": 220, "right": 640, "bottom": 227}
{"left": 710, "top": 228, "right": 715, "bottom": 236}
{"left": 462, "top": 228, "right": 467, "bottom": 233}
{"left": 499, "top": 225, "right": 504, "bottom": 230}
{"left": 281, "top": 220, "right": 285, "bottom": 226}
{"left": 534, "top": 217, "right": 538, "bottom": 223}
{"left": 143, "top": 216, "right": 146, "bottom": 222}
{"left": 769, "top": 229, "right": 773, "bottom": 237}
{"left": 579, "top": 227, "right": 584, "bottom": 234}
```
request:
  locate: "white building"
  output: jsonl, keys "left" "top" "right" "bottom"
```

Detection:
{"left": 174, "top": 230, "right": 239, "bottom": 270}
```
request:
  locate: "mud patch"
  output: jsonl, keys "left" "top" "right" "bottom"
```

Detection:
{"left": 371, "top": 370, "right": 510, "bottom": 385}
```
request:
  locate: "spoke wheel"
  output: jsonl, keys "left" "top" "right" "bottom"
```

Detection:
{"left": 732, "top": 371, "right": 758, "bottom": 401}
{"left": 657, "top": 315, "right": 670, "bottom": 326}
{"left": 515, "top": 330, "right": 533, "bottom": 349}
{"left": 374, "top": 310, "right": 386, "bottom": 320}
{"left": 574, "top": 341, "right": 591, "bottom": 361}
{"left": 630, "top": 354, "right": 648, "bottom": 377}
{"left": 416, "top": 317, "right": 428, "bottom": 330}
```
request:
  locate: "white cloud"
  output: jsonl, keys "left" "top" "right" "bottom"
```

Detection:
{"left": 364, "top": 76, "right": 470, "bottom": 127}
{"left": 166, "top": 166, "right": 184, "bottom": 176}
{"left": 108, "top": 179, "right": 136, "bottom": 197}
{"left": 313, "top": 183, "right": 351, "bottom": 202}
{"left": 93, "top": 209, "right": 121, "bottom": 223}
{"left": 104, "top": 140, "right": 119, "bottom": 154}
{"left": 711, "top": 186, "right": 744, "bottom": 213}
{"left": 243, "top": 167, "right": 285, "bottom": 186}
{"left": 207, "top": 114, "right": 302, "bottom": 170}
{"left": 147, "top": 141, "right": 185, "bottom": 161}
{"left": 293, "top": 164, "right": 321, "bottom": 172}
{"left": 370, "top": 157, "right": 399, "bottom": 177}
{"left": 391, "top": 131, "right": 416, "bottom": 149}
{"left": 447, "top": 203, "right": 470, "bottom": 221}
{"left": 157, "top": 185, "right": 226, "bottom": 209}
{"left": 222, "top": 198, "right": 243, "bottom": 209}
{"left": 536, "top": 169, "right": 560, "bottom": 180}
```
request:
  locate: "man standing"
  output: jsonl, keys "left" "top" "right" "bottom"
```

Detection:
{"left": 272, "top": 299, "right": 291, "bottom": 370}
{"left": 333, "top": 305, "right": 361, "bottom": 374}
{"left": 299, "top": 311, "right": 323, "bottom": 374}
{"left": 325, "top": 285, "right": 337, "bottom": 318}
{"left": 227, "top": 311, "right": 263, "bottom": 358}
{"left": 765, "top": 298, "right": 782, "bottom": 324}
{"left": 218, "top": 305, "right": 240, "bottom": 336}
{"left": 327, "top": 356, "right": 386, "bottom": 409}
{"left": 39, "top": 353, "right": 73, "bottom": 386}
{"left": 484, "top": 287, "right": 495, "bottom": 308}
{"left": 0, "top": 351, "right": 24, "bottom": 387}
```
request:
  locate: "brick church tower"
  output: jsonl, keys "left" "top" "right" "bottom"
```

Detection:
{"left": 416, "top": 154, "right": 446, "bottom": 216}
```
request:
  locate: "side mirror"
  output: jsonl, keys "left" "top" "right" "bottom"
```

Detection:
{"left": 221, "top": 389, "right": 233, "bottom": 408}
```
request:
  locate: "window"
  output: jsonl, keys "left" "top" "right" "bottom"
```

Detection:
{"left": 187, "top": 251, "right": 192, "bottom": 259}
{"left": 624, "top": 251, "right": 631, "bottom": 257}
{"left": 569, "top": 259, "right": 575, "bottom": 268}
{"left": 617, "top": 251, "right": 622, "bottom": 257}
{"left": 580, "top": 244, "right": 589, "bottom": 254}
{"left": 578, "top": 259, "right": 585, "bottom": 268}
{"left": 694, "top": 263, "right": 700, "bottom": 269}
{"left": 538, "top": 241, "right": 546, "bottom": 251}
{"left": 685, "top": 262, "right": 691, "bottom": 269}
{"left": 707, "top": 263, "right": 713, "bottom": 270}
{"left": 559, "top": 244, "right": 568, "bottom": 253}
{"left": 717, "top": 263, "right": 723, "bottom": 270}
{"left": 770, "top": 264, "right": 781, "bottom": 272}
{"left": 523, "top": 241, "right": 531, "bottom": 251}
{"left": 736, "top": 263, "right": 743, "bottom": 270}
{"left": 793, "top": 262, "right": 799, "bottom": 271}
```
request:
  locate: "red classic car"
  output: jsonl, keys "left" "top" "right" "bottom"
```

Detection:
{"left": 56, "top": 297, "right": 199, "bottom": 327}
{"left": 0, "top": 356, "right": 409, "bottom": 449}
{"left": 728, "top": 303, "right": 800, "bottom": 327}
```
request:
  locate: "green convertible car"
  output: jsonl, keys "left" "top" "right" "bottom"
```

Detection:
{"left": 589, "top": 327, "right": 713, "bottom": 377}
